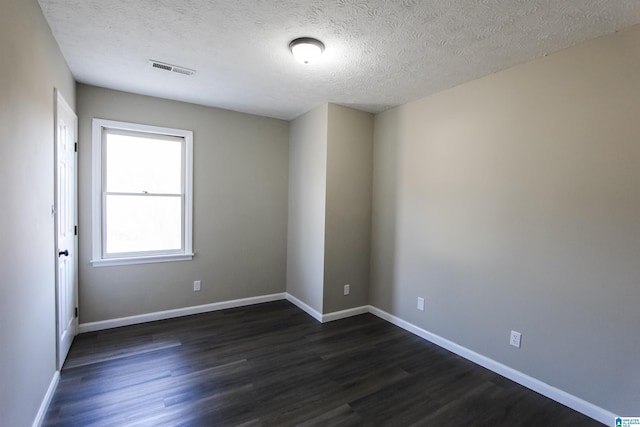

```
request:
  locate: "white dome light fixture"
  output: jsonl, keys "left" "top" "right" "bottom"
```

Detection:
{"left": 289, "top": 37, "right": 325, "bottom": 64}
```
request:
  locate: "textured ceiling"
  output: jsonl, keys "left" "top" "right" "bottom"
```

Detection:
{"left": 38, "top": 0, "right": 640, "bottom": 120}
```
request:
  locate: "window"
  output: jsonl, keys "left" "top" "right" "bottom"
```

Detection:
{"left": 91, "top": 119, "right": 193, "bottom": 266}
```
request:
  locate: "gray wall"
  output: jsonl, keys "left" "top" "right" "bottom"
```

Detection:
{"left": 77, "top": 84, "right": 289, "bottom": 323}
{"left": 323, "top": 104, "right": 373, "bottom": 313}
{"left": 0, "top": 0, "right": 75, "bottom": 425}
{"left": 286, "top": 105, "right": 328, "bottom": 312}
{"left": 370, "top": 25, "right": 640, "bottom": 414}
{"left": 3, "top": 1, "right": 636, "bottom": 420}
{"left": 286, "top": 104, "right": 373, "bottom": 314}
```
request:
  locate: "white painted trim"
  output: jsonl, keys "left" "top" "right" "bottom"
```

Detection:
{"left": 90, "top": 252, "right": 194, "bottom": 267}
{"left": 91, "top": 118, "right": 194, "bottom": 266}
{"left": 79, "top": 292, "right": 368, "bottom": 333}
{"left": 72, "top": 295, "right": 614, "bottom": 424}
{"left": 322, "top": 305, "right": 369, "bottom": 323}
{"left": 32, "top": 370, "right": 60, "bottom": 427}
{"left": 78, "top": 293, "right": 286, "bottom": 333}
{"left": 285, "top": 293, "right": 323, "bottom": 322}
{"left": 367, "top": 306, "right": 615, "bottom": 425}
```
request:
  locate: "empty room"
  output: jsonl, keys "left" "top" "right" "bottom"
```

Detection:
{"left": 1, "top": 0, "right": 639, "bottom": 426}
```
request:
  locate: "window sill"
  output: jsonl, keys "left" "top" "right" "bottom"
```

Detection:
{"left": 91, "top": 253, "right": 194, "bottom": 267}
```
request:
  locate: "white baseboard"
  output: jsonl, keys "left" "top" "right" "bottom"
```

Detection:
{"left": 367, "top": 306, "right": 615, "bottom": 425}
{"left": 73, "top": 294, "right": 613, "bottom": 424}
{"left": 322, "top": 305, "right": 369, "bottom": 323}
{"left": 284, "top": 294, "right": 368, "bottom": 323}
{"left": 32, "top": 370, "right": 60, "bottom": 427}
{"left": 285, "top": 293, "right": 323, "bottom": 322}
{"left": 79, "top": 293, "right": 367, "bottom": 332}
{"left": 78, "top": 293, "right": 286, "bottom": 333}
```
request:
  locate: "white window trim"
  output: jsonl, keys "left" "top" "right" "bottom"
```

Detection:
{"left": 91, "top": 118, "right": 193, "bottom": 267}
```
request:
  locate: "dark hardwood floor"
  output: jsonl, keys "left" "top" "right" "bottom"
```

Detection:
{"left": 44, "top": 300, "right": 604, "bottom": 426}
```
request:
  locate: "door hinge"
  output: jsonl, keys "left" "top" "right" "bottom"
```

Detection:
{"left": 75, "top": 307, "right": 78, "bottom": 318}
{"left": 74, "top": 142, "right": 77, "bottom": 152}
{"left": 74, "top": 225, "right": 78, "bottom": 236}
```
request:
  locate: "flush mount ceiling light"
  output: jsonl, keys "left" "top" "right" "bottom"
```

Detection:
{"left": 289, "top": 37, "right": 325, "bottom": 64}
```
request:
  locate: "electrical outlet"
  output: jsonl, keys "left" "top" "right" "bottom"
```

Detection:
{"left": 417, "top": 297, "right": 425, "bottom": 311}
{"left": 344, "top": 284, "right": 350, "bottom": 295}
{"left": 510, "top": 330, "right": 522, "bottom": 348}
{"left": 194, "top": 280, "right": 201, "bottom": 292}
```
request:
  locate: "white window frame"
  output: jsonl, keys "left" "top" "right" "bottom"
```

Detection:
{"left": 91, "top": 118, "right": 193, "bottom": 267}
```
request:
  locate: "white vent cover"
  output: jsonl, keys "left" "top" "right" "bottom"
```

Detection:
{"left": 149, "top": 60, "right": 195, "bottom": 76}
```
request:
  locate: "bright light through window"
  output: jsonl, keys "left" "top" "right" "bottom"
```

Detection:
{"left": 105, "top": 194, "right": 182, "bottom": 253}
{"left": 92, "top": 119, "right": 193, "bottom": 267}
{"left": 105, "top": 132, "right": 182, "bottom": 194}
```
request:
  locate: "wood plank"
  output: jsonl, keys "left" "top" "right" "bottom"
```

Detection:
{"left": 44, "top": 300, "right": 604, "bottom": 426}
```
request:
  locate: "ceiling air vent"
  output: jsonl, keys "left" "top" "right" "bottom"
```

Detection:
{"left": 149, "top": 60, "right": 195, "bottom": 76}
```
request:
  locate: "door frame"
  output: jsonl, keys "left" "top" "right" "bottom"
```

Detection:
{"left": 53, "top": 88, "right": 78, "bottom": 370}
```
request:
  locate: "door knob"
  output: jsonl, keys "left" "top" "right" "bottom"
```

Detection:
{"left": 58, "top": 249, "right": 69, "bottom": 257}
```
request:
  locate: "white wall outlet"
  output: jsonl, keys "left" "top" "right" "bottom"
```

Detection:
{"left": 510, "top": 330, "right": 522, "bottom": 348}
{"left": 344, "top": 284, "right": 350, "bottom": 295}
{"left": 194, "top": 280, "right": 201, "bottom": 292}
{"left": 417, "top": 297, "right": 425, "bottom": 311}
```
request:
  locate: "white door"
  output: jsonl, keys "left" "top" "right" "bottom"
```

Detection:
{"left": 55, "top": 89, "right": 78, "bottom": 369}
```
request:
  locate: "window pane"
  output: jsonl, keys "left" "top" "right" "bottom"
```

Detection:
{"left": 105, "top": 195, "right": 182, "bottom": 254}
{"left": 105, "top": 132, "right": 182, "bottom": 194}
